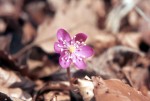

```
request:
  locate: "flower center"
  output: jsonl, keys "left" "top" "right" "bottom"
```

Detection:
{"left": 68, "top": 45, "right": 76, "bottom": 53}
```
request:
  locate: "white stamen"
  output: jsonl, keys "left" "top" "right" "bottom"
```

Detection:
{"left": 60, "top": 38, "right": 63, "bottom": 41}
{"left": 66, "top": 59, "right": 70, "bottom": 62}
{"left": 61, "top": 48, "right": 63, "bottom": 52}
{"left": 82, "top": 56, "right": 86, "bottom": 58}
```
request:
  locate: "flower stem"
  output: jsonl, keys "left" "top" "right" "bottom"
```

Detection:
{"left": 67, "top": 67, "right": 72, "bottom": 88}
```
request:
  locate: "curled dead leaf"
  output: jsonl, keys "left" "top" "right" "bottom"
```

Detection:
{"left": 74, "top": 77, "right": 94, "bottom": 101}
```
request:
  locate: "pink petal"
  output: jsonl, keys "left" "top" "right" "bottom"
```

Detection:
{"left": 74, "top": 59, "right": 86, "bottom": 69}
{"left": 76, "top": 46, "right": 94, "bottom": 58}
{"left": 75, "top": 33, "right": 87, "bottom": 42}
{"left": 57, "top": 29, "right": 71, "bottom": 42}
{"left": 54, "top": 42, "right": 62, "bottom": 53}
{"left": 59, "top": 52, "right": 71, "bottom": 68}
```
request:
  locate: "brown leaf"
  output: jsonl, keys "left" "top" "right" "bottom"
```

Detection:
{"left": 44, "top": 91, "right": 70, "bottom": 101}
{"left": 117, "top": 32, "right": 142, "bottom": 49}
{"left": 35, "top": 81, "right": 70, "bottom": 101}
{"left": 0, "top": 86, "right": 32, "bottom": 101}
{"left": 0, "top": 35, "right": 12, "bottom": 51}
{"left": 22, "top": 22, "right": 36, "bottom": 44}
{"left": 0, "top": 51, "right": 28, "bottom": 75}
{"left": 0, "top": 67, "right": 34, "bottom": 92}
{"left": 122, "top": 66, "right": 149, "bottom": 89}
{"left": 34, "top": 0, "right": 102, "bottom": 53}
{"left": 128, "top": 10, "right": 139, "bottom": 28}
{"left": 105, "top": 0, "right": 139, "bottom": 33}
{"left": 139, "top": 17, "right": 150, "bottom": 46}
{"left": 0, "top": 92, "right": 12, "bottom": 101}
{"left": 0, "top": 19, "right": 7, "bottom": 33}
{"left": 0, "top": 0, "right": 22, "bottom": 19}
{"left": 87, "top": 46, "right": 144, "bottom": 79}
{"left": 25, "top": 1, "right": 50, "bottom": 25}
{"left": 92, "top": 76, "right": 150, "bottom": 101}
{"left": 27, "top": 56, "right": 59, "bottom": 79}
{"left": 75, "top": 77, "right": 94, "bottom": 101}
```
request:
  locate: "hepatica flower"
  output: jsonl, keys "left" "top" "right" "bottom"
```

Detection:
{"left": 54, "top": 29, "right": 94, "bottom": 69}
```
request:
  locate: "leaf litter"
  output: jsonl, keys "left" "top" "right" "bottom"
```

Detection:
{"left": 0, "top": 0, "right": 150, "bottom": 101}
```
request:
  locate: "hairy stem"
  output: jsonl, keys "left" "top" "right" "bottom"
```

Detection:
{"left": 67, "top": 67, "right": 72, "bottom": 88}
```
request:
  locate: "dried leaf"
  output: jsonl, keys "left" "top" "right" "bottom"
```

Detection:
{"left": 27, "top": 58, "right": 59, "bottom": 79}
{"left": 139, "top": 15, "right": 150, "bottom": 46}
{"left": 87, "top": 46, "right": 144, "bottom": 78}
{"left": 117, "top": 32, "right": 142, "bottom": 49}
{"left": 92, "top": 76, "right": 150, "bottom": 101}
{"left": 25, "top": 1, "right": 50, "bottom": 25}
{"left": 105, "top": 0, "right": 139, "bottom": 33}
{"left": 0, "top": 19, "right": 7, "bottom": 33}
{"left": 0, "top": 86, "right": 32, "bottom": 101}
{"left": 0, "top": 92, "right": 12, "bottom": 101}
{"left": 22, "top": 22, "right": 36, "bottom": 44}
{"left": 0, "top": 0, "right": 22, "bottom": 19}
{"left": 75, "top": 77, "right": 94, "bottom": 101}
{"left": 0, "top": 51, "right": 28, "bottom": 75}
{"left": 34, "top": 0, "right": 102, "bottom": 53}
{"left": 0, "top": 35, "right": 12, "bottom": 51}
{"left": 0, "top": 67, "right": 34, "bottom": 92}
{"left": 35, "top": 81, "right": 70, "bottom": 101}
{"left": 122, "top": 66, "right": 149, "bottom": 89}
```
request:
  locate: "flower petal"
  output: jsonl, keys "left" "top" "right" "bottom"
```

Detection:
{"left": 76, "top": 45, "right": 94, "bottom": 58}
{"left": 75, "top": 33, "right": 87, "bottom": 42}
{"left": 74, "top": 59, "right": 86, "bottom": 69}
{"left": 54, "top": 42, "right": 62, "bottom": 53}
{"left": 59, "top": 52, "right": 71, "bottom": 68}
{"left": 57, "top": 29, "right": 71, "bottom": 42}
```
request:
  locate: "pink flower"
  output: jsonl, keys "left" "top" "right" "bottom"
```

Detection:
{"left": 54, "top": 29, "right": 94, "bottom": 69}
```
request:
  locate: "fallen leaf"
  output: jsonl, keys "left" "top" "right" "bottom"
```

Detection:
{"left": 34, "top": 0, "right": 102, "bottom": 53}
{"left": 0, "top": 35, "right": 12, "bottom": 51}
{"left": 92, "top": 76, "right": 150, "bottom": 101}
{"left": 0, "top": 86, "right": 32, "bottom": 101}
{"left": 0, "top": 67, "right": 34, "bottom": 92}
{"left": 0, "top": 51, "right": 28, "bottom": 75}
{"left": 35, "top": 81, "right": 70, "bottom": 101}
{"left": 74, "top": 77, "right": 94, "bottom": 101}
{"left": 22, "top": 22, "right": 36, "bottom": 44}
{"left": 0, "top": 92, "right": 12, "bottom": 101}
{"left": 117, "top": 32, "right": 142, "bottom": 49}
{"left": 0, "top": 0, "right": 22, "bottom": 19}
